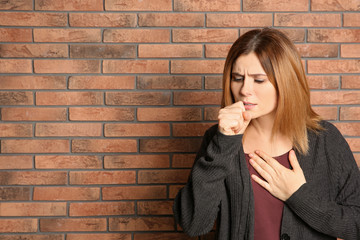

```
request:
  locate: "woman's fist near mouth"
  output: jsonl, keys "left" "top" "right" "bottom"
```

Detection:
{"left": 218, "top": 101, "right": 252, "bottom": 136}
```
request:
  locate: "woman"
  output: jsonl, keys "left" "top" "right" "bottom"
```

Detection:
{"left": 173, "top": 28, "right": 360, "bottom": 240}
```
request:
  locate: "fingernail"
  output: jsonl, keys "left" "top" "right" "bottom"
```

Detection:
{"left": 255, "top": 150, "right": 260, "bottom": 154}
{"left": 249, "top": 153, "right": 253, "bottom": 157}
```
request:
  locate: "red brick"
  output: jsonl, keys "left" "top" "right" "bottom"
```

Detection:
{"left": 0, "top": 59, "right": 32, "bottom": 73}
{"left": 36, "top": 92, "right": 103, "bottom": 105}
{"left": 0, "top": 91, "right": 33, "bottom": 105}
{"left": 307, "top": 75, "right": 339, "bottom": 89}
{"left": 139, "top": 13, "right": 203, "bottom": 27}
{"left": 1, "top": 140, "right": 69, "bottom": 153}
{"left": 1, "top": 107, "right": 67, "bottom": 121}
{"left": 0, "top": 171, "right": 67, "bottom": 185}
{"left": 205, "top": 76, "right": 222, "bottom": 90}
{"left": 105, "top": 0, "right": 172, "bottom": 11}
{"left": 295, "top": 44, "right": 338, "bottom": 58}
{"left": 134, "top": 233, "right": 196, "bottom": 240}
{"left": 172, "top": 154, "right": 196, "bottom": 168}
{"left": 313, "top": 107, "right": 338, "bottom": 121}
{"left": 276, "top": 28, "right": 305, "bottom": 42}
{"left": 36, "top": 123, "right": 101, "bottom": 137}
{"left": 139, "top": 170, "right": 190, "bottom": 183}
{"left": 0, "top": 123, "right": 32, "bottom": 137}
{"left": 174, "top": 0, "right": 240, "bottom": 11}
{"left": 275, "top": 13, "right": 340, "bottom": 27}
{"left": 308, "top": 29, "right": 360, "bottom": 43}
{"left": 311, "top": 0, "right": 359, "bottom": 11}
{"left": 70, "top": 13, "right": 136, "bottom": 27}
{"left": 33, "top": 187, "right": 99, "bottom": 200}
{"left": 69, "top": 107, "right": 135, "bottom": 121}
{"left": 102, "top": 186, "right": 167, "bottom": 200}
{"left": 137, "top": 201, "right": 173, "bottom": 215}
{"left": 0, "top": 0, "right": 32, "bottom": 10}
{"left": 173, "top": 123, "right": 215, "bottom": 137}
{"left": 341, "top": 75, "right": 360, "bottom": 89}
{"left": 244, "top": 0, "right": 308, "bottom": 11}
{"left": 70, "top": 202, "right": 135, "bottom": 216}
{"left": 340, "top": 107, "right": 360, "bottom": 120}
{"left": 172, "top": 60, "right": 224, "bottom": 74}
{"left": 169, "top": 185, "right": 183, "bottom": 199}
{"left": 0, "top": 219, "right": 37, "bottom": 233}
{"left": 347, "top": 138, "right": 360, "bottom": 152}
{"left": 173, "top": 29, "right": 238, "bottom": 43}
{"left": 344, "top": 13, "right": 360, "bottom": 27}
{"left": 341, "top": 44, "right": 360, "bottom": 58}
{"left": 67, "top": 234, "right": 131, "bottom": 240}
{"left": 34, "top": 29, "right": 101, "bottom": 42}
{"left": 308, "top": 60, "right": 360, "bottom": 74}
{"left": 0, "top": 202, "right": 66, "bottom": 216}
{"left": 139, "top": 44, "right": 202, "bottom": 58}
{"left": 104, "top": 29, "right": 170, "bottom": 43}
{"left": 0, "top": 44, "right": 67, "bottom": 58}
{"left": 70, "top": 171, "right": 136, "bottom": 185}
{"left": 105, "top": 123, "right": 170, "bottom": 137}
{"left": 69, "top": 76, "right": 135, "bottom": 89}
{"left": 0, "top": 187, "right": 31, "bottom": 200}
{"left": 137, "top": 76, "right": 202, "bottom": 90}
{"left": 354, "top": 154, "right": 360, "bottom": 168}
{"left": 0, "top": 76, "right": 66, "bottom": 89}
{"left": 70, "top": 44, "right": 136, "bottom": 58}
{"left": 35, "top": 0, "right": 103, "bottom": 11}
{"left": 0, "top": 12, "right": 67, "bottom": 26}
{"left": 36, "top": 155, "right": 102, "bottom": 169}
{"left": 207, "top": 13, "right": 272, "bottom": 27}
{"left": 204, "top": 107, "right": 220, "bottom": 121}
{"left": 311, "top": 91, "right": 360, "bottom": 105}
{"left": 333, "top": 123, "right": 360, "bottom": 136}
{"left": 0, "top": 235, "right": 63, "bottom": 240}
{"left": 137, "top": 107, "right": 201, "bottom": 121}
{"left": 106, "top": 92, "right": 170, "bottom": 105}
{"left": 109, "top": 217, "right": 174, "bottom": 231}
{"left": 104, "top": 155, "right": 170, "bottom": 169}
{"left": 140, "top": 138, "right": 202, "bottom": 153}
{"left": 205, "top": 44, "right": 232, "bottom": 58}
{"left": 0, "top": 28, "right": 32, "bottom": 42}
{"left": 40, "top": 218, "right": 106, "bottom": 232}
{"left": 174, "top": 91, "right": 222, "bottom": 105}
{"left": 34, "top": 60, "right": 100, "bottom": 73}
{"left": 104, "top": 60, "right": 168, "bottom": 74}
{"left": 72, "top": 139, "right": 137, "bottom": 153}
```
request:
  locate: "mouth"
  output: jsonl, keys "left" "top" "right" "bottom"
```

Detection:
{"left": 243, "top": 101, "right": 257, "bottom": 110}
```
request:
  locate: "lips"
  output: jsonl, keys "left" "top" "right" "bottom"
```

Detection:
{"left": 243, "top": 101, "right": 257, "bottom": 110}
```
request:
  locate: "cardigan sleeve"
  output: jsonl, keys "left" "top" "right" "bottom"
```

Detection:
{"left": 285, "top": 122, "right": 360, "bottom": 240}
{"left": 173, "top": 125, "right": 243, "bottom": 237}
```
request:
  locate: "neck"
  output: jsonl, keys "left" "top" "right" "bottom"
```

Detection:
{"left": 247, "top": 112, "right": 276, "bottom": 140}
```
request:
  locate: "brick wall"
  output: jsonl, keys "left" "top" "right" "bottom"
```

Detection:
{"left": 0, "top": 0, "right": 359, "bottom": 239}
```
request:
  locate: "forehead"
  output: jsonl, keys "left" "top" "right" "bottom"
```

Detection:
{"left": 232, "top": 52, "right": 266, "bottom": 74}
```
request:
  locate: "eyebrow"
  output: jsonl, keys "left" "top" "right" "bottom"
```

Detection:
{"left": 232, "top": 72, "right": 267, "bottom": 77}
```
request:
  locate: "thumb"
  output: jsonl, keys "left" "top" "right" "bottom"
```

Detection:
{"left": 289, "top": 150, "right": 301, "bottom": 171}
{"left": 242, "top": 111, "right": 252, "bottom": 126}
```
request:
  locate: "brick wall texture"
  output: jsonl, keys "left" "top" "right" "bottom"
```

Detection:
{"left": 0, "top": 0, "right": 359, "bottom": 239}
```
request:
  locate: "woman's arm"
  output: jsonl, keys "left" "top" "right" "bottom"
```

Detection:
{"left": 173, "top": 125, "right": 243, "bottom": 237}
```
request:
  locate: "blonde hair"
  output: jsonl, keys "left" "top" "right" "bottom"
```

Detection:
{"left": 222, "top": 28, "right": 322, "bottom": 154}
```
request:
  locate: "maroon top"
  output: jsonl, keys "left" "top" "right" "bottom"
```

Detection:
{"left": 245, "top": 151, "right": 291, "bottom": 240}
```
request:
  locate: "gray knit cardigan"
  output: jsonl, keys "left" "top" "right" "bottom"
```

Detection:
{"left": 173, "top": 121, "right": 360, "bottom": 240}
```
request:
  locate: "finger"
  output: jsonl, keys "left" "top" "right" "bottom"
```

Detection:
{"left": 289, "top": 150, "right": 301, "bottom": 171}
{"left": 249, "top": 158, "right": 273, "bottom": 182}
{"left": 251, "top": 174, "right": 271, "bottom": 192}
{"left": 227, "top": 101, "right": 245, "bottom": 111}
{"left": 242, "top": 111, "right": 252, "bottom": 128}
{"left": 255, "top": 150, "right": 282, "bottom": 169}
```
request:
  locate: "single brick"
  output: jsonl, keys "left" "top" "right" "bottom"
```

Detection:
{"left": 310, "top": 91, "right": 360, "bottom": 105}
{"left": 1, "top": 140, "right": 69, "bottom": 153}
{"left": 0, "top": 59, "right": 32, "bottom": 73}
{"left": 308, "top": 29, "right": 360, "bottom": 42}
{"left": 34, "top": 29, "right": 101, "bottom": 42}
{"left": 0, "top": 123, "right": 32, "bottom": 137}
{"left": 106, "top": 92, "right": 170, "bottom": 105}
{"left": 308, "top": 60, "right": 360, "bottom": 74}
{"left": 307, "top": 75, "right": 339, "bottom": 89}
{"left": 70, "top": 171, "right": 136, "bottom": 185}
{"left": 340, "top": 107, "right": 360, "bottom": 120}
{"left": 174, "top": 0, "right": 240, "bottom": 11}
{"left": 36, "top": 92, "right": 103, "bottom": 105}
{"left": 0, "top": 91, "right": 33, "bottom": 105}
{"left": 69, "top": 76, "right": 135, "bottom": 89}
{"left": 207, "top": 13, "right": 272, "bottom": 27}
{"left": 70, "top": 13, "right": 136, "bottom": 27}
{"left": 102, "top": 186, "right": 166, "bottom": 200}
{"left": 70, "top": 202, "right": 135, "bottom": 216}
{"left": 34, "top": 60, "right": 101, "bottom": 73}
{"left": 0, "top": 76, "right": 67, "bottom": 89}
{"left": 311, "top": 0, "right": 359, "bottom": 11}
{"left": 0, "top": 12, "right": 67, "bottom": 26}
{"left": 172, "top": 123, "right": 215, "bottom": 137}
{"left": 40, "top": 218, "right": 106, "bottom": 232}
{"left": 172, "top": 154, "right": 196, "bottom": 168}
{"left": 0, "top": 44, "right": 68, "bottom": 58}
{"left": 35, "top": 0, "right": 103, "bottom": 11}
{"left": 104, "top": 123, "right": 170, "bottom": 137}
{"left": 33, "top": 187, "right": 99, "bottom": 201}
{"left": 274, "top": 13, "right": 341, "bottom": 27}
{"left": 138, "top": 44, "right": 202, "bottom": 58}
{"left": 0, "top": 219, "right": 37, "bottom": 233}
{"left": 341, "top": 75, "right": 360, "bottom": 89}
{"left": 35, "top": 155, "right": 102, "bottom": 169}
{"left": 103, "top": 60, "right": 168, "bottom": 74}
{"left": 137, "top": 201, "right": 173, "bottom": 215}
{"left": 104, "top": 155, "right": 170, "bottom": 169}
{"left": 140, "top": 138, "right": 202, "bottom": 153}
{"left": 137, "top": 76, "right": 202, "bottom": 90}
{"left": 243, "top": 0, "right": 308, "bottom": 11}
{"left": 105, "top": 0, "right": 172, "bottom": 11}
{"left": 137, "top": 107, "right": 201, "bottom": 121}
{"left": 70, "top": 44, "right": 136, "bottom": 58}
{"left": 109, "top": 217, "right": 174, "bottom": 231}
{"left": 0, "top": 0, "right": 32, "bottom": 10}
{"left": 1, "top": 108, "right": 67, "bottom": 121}
{"left": 69, "top": 107, "right": 135, "bottom": 121}
{"left": 0, "top": 171, "right": 67, "bottom": 185}
{"left": 0, "top": 28, "right": 32, "bottom": 42}
{"left": 0, "top": 202, "right": 66, "bottom": 216}
{"left": 173, "top": 91, "right": 222, "bottom": 105}
{"left": 138, "top": 169, "right": 190, "bottom": 183}
{"left": 72, "top": 139, "right": 137, "bottom": 153}
{"left": 139, "top": 13, "right": 204, "bottom": 27}
{"left": 173, "top": 29, "right": 238, "bottom": 43}
{"left": 0, "top": 187, "right": 31, "bottom": 200}
{"left": 171, "top": 60, "right": 224, "bottom": 74}
{"left": 104, "top": 29, "right": 170, "bottom": 43}
{"left": 35, "top": 123, "right": 102, "bottom": 137}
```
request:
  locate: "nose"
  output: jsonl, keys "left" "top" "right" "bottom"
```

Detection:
{"left": 240, "top": 77, "right": 253, "bottom": 96}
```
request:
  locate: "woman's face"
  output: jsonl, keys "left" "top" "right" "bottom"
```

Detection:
{"left": 230, "top": 52, "right": 278, "bottom": 120}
